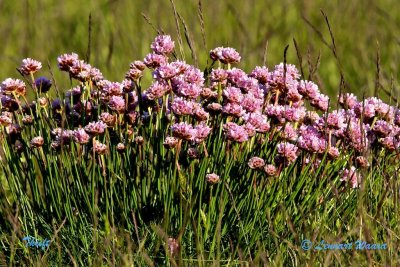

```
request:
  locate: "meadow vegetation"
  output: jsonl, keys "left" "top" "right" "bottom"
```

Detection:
{"left": 0, "top": 0, "right": 399, "bottom": 266}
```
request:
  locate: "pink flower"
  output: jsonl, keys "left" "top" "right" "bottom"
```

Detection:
{"left": 340, "top": 166, "right": 361, "bottom": 188}
{"left": 298, "top": 80, "right": 319, "bottom": 99}
{"left": 206, "top": 173, "right": 220, "bottom": 184}
{"left": 30, "top": 136, "right": 44, "bottom": 148}
{"left": 241, "top": 93, "right": 263, "bottom": 113}
{"left": 250, "top": 66, "right": 269, "bottom": 84}
{"left": 151, "top": 35, "right": 175, "bottom": 55}
{"left": 264, "top": 164, "right": 277, "bottom": 176}
{"left": 73, "top": 128, "right": 90, "bottom": 144}
{"left": 222, "top": 102, "right": 245, "bottom": 117}
{"left": 209, "top": 68, "right": 228, "bottom": 83}
{"left": 248, "top": 157, "right": 265, "bottom": 169}
{"left": 1, "top": 78, "right": 26, "bottom": 96}
{"left": 243, "top": 112, "right": 270, "bottom": 133}
{"left": 171, "top": 97, "right": 194, "bottom": 116}
{"left": 338, "top": 93, "right": 358, "bottom": 109}
{"left": 19, "top": 58, "right": 42, "bottom": 75}
{"left": 108, "top": 95, "right": 126, "bottom": 113}
{"left": 84, "top": 121, "right": 107, "bottom": 135}
{"left": 143, "top": 53, "right": 168, "bottom": 68}
{"left": 93, "top": 140, "right": 108, "bottom": 155}
{"left": 210, "top": 47, "right": 241, "bottom": 64}
{"left": 310, "top": 93, "right": 329, "bottom": 112}
{"left": 171, "top": 122, "right": 196, "bottom": 141}
{"left": 193, "top": 123, "right": 211, "bottom": 143}
{"left": 164, "top": 136, "right": 179, "bottom": 148}
{"left": 57, "top": 53, "right": 79, "bottom": 71}
{"left": 277, "top": 142, "right": 299, "bottom": 163}
{"left": 223, "top": 122, "right": 249, "bottom": 143}
{"left": 223, "top": 86, "right": 243, "bottom": 103}
{"left": 145, "top": 81, "right": 170, "bottom": 100}
{"left": 284, "top": 106, "right": 306, "bottom": 122}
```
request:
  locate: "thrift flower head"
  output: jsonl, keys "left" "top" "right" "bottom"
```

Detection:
{"left": 93, "top": 140, "right": 108, "bottom": 155}
{"left": 277, "top": 142, "right": 299, "bottom": 164}
{"left": 206, "top": 173, "right": 220, "bottom": 184}
{"left": 171, "top": 122, "right": 196, "bottom": 141}
{"left": 30, "top": 136, "right": 44, "bottom": 148}
{"left": 223, "top": 122, "right": 248, "bottom": 143}
{"left": 264, "top": 164, "right": 277, "bottom": 176}
{"left": 164, "top": 136, "right": 179, "bottom": 148}
{"left": 73, "top": 128, "right": 90, "bottom": 144}
{"left": 210, "top": 47, "right": 241, "bottom": 64}
{"left": 143, "top": 53, "right": 168, "bottom": 69}
{"left": 1, "top": 78, "right": 26, "bottom": 96}
{"left": 57, "top": 53, "right": 79, "bottom": 71}
{"left": 19, "top": 58, "right": 42, "bottom": 75}
{"left": 340, "top": 166, "right": 361, "bottom": 188}
{"left": 108, "top": 95, "right": 126, "bottom": 114}
{"left": 248, "top": 157, "right": 265, "bottom": 169}
{"left": 84, "top": 121, "right": 107, "bottom": 136}
{"left": 151, "top": 35, "right": 175, "bottom": 55}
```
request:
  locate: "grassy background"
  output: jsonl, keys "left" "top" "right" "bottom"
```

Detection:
{"left": 1, "top": 0, "right": 400, "bottom": 99}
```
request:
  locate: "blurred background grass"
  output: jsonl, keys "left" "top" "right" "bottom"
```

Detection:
{"left": 1, "top": 0, "right": 400, "bottom": 100}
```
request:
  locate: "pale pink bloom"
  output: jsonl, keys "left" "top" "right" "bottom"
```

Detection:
{"left": 173, "top": 82, "right": 202, "bottom": 99}
{"left": 340, "top": 166, "right": 361, "bottom": 188}
{"left": 241, "top": 93, "right": 263, "bottom": 113}
{"left": 264, "top": 164, "right": 277, "bottom": 176}
{"left": 328, "top": 147, "right": 340, "bottom": 159}
{"left": 84, "top": 121, "right": 107, "bottom": 135}
{"left": 209, "top": 68, "right": 228, "bottom": 82}
{"left": 171, "top": 122, "right": 196, "bottom": 141}
{"left": 226, "top": 68, "right": 247, "bottom": 86}
{"left": 298, "top": 80, "right": 319, "bottom": 99}
{"left": 151, "top": 35, "right": 175, "bottom": 55}
{"left": 326, "top": 110, "right": 346, "bottom": 130}
{"left": 310, "top": 93, "right": 329, "bottom": 111}
{"left": 30, "top": 136, "right": 44, "bottom": 148}
{"left": 153, "top": 63, "right": 180, "bottom": 80}
{"left": 244, "top": 123, "right": 257, "bottom": 137}
{"left": 210, "top": 47, "right": 241, "bottom": 64}
{"left": 193, "top": 123, "right": 212, "bottom": 143}
{"left": 89, "top": 67, "right": 103, "bottom": 82}
{"left": 193, "top": 106, "right": 209, "bottom": 121}
{"left": 279, "top": 124, "right": 298, "bottom": 141}
{"left": 373, "top": 120, "right": 392, "bottom": 137}
{"left": 93, "top": 140, "right": 108, "bottom": 155}
{"left": 164, "top": 136, "right": 179, "bottom": 148}
{"left": 223, "top": 86, "right": 243, "bottom": 103}
{"left": 338, "top": 93, "right": 358, "bottom": 109}
{"left": 73, "top": 128, "right": 90, "bottom": 144}
{"left": 143, "top": 53, "right": 168, "bottom": 68}
{"left": 69, "top": 60, "right": 92, "bottom": 81}
{"left": 19, "top": 58, "right": 42, "bottom": 75}
{"left": 57, "top": 53, "right": 79, "bottom": 71}
{"left": 206, "top": 173, "right": 220, "bottom": 184}
{"left": 284, "top": 106, "right": 306, "bottom": 122}
{"left": 171, "top": 97, "right": 194, "bottom": 116}
{"left": 277, "top": 142, "right": 299, "bottom": 163}
{"left": 222, "top": 102, "right": 245, "bottom": 117}
{"left": 183, "top": 66, "right": 204, "bottom": 86}
{"left": 145, "top": 81, "right": 170, "bottom": 100}
{"left": 248, "top": 157, "right": 265, "bottom": 169}
{"left": 223, "top": 122, "right": 249, "bottom": 143}
{"left": 1, "top": 78, "right": 26, "bottom": 96}
{"left": 250, "top": 66, "right": 269, "bottom": 84}
{"left": 206, "top": 102, "right": 222, "bottom": 113}
{"left": 108, "top": 95, "right": 125, "bottom": 113}
{"left": 243, "top": 112, "right": 270, "bottom": 133}
{"left": 201, "top": 87, "right": 218, "bottom": 99}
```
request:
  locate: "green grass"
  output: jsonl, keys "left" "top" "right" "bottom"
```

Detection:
{"left": 0, "top": 0, "right": 400, "bottom": 266}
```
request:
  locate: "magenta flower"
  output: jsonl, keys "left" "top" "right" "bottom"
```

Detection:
{"left": 310, "top": 93, "right": 329, "bottom": 111}
{"left": 338, "top": 93, "right": 358, "bottom": 109}
{"left": 298, "top": 80, "right": 319, "bottom": 99}
{"left": 73, "top": 128, "right": 90, "bottom": 144}
{"left": 206, "top": 173, "right": 220, "bottom": 184}
{"left": 1, "top": 78, "right": 26, "bottom": 97}
{"left": 143, "top": 53, "right": 168, "bottom": 69}
{"left": 243, "top": 112, "right": 270, "bottom": 133}
{"left": 241, "top": 93, "right": 263, "bottom": 113}
{"left": 57, "top": 53, "right": 79, "bottom": 71}
{"left": 276, "top": 142, "right": 299, "bottom": 163}
{"left": 210, "top": 47, "right": 241, "bottom": 64}
{"left": 84, "top": 121, "right": 107, "bottom": 135}
{"left": 223, "top": 86, "right": 243, "bottom": 103}
{"left": 108, "top": 95, "right": 126, "bottom": 113}
{"left": 248, "top": 157, "right": 265, "bottom": 169}
{"left": 151, "top": 35, "right": 175, "bottom": 55}
{"left": 210, "top": 68, "right": 228, "bottom": 83}
{"left": 171, "top": 122, "right": 196, "bottom": 141}
{"left": 340, "top": 166, "right": 361, "bottom": 188}
{"left": 222, "top": 102, "right": 245, "bottom": 117}
{"left": 171, "top": 97, "right": 194, "bottom": 116}
{"left": 19, "top": 58, "right": 42, "bottom": 75}
{"left": 223, "top": 122, "right": 248, "bottom": 143}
